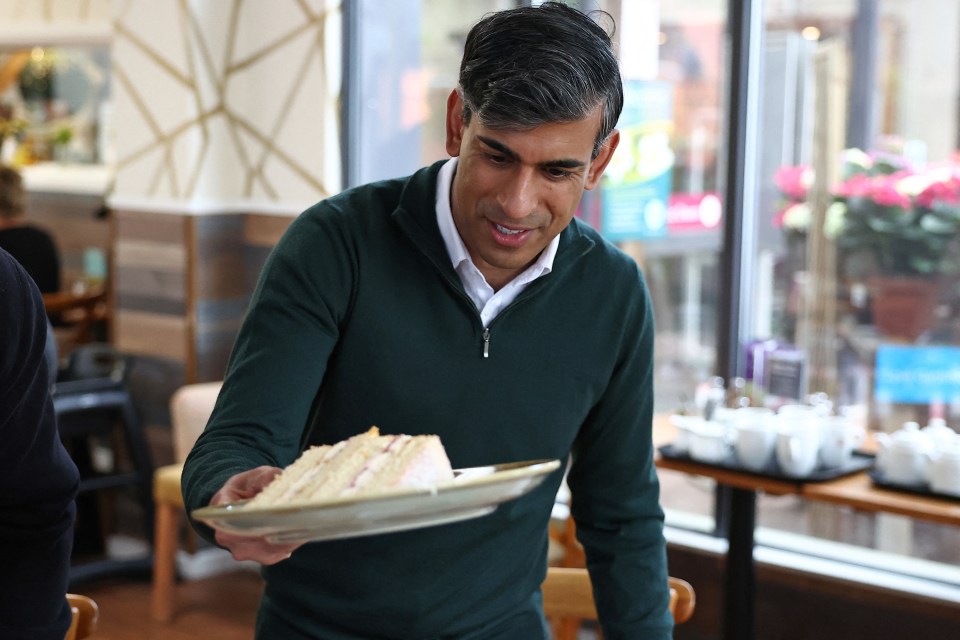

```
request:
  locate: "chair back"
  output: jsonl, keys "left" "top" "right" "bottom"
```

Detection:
{"left": 64, "top": 593, "right": 99, "bottom": 640}
{"left": 541, "top": 566, "right": 695, "bottom": 627}
{"left": 170, "top": 381, "right": 223, "bottom": 462}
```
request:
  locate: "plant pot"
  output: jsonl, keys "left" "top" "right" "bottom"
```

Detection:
{"left": 868, "top": 276, "right": 939, "bottom": 342}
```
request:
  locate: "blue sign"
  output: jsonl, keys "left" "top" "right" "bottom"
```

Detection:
{"left": 874, "top": 345, "right": 960, "bottom": 404}
{"left": 600, "top": 80, "right": 674, "bottom": 241}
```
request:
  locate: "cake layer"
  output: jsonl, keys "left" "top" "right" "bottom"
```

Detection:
{"left": 244, "top": 427, "right": 454, "bottom": 508}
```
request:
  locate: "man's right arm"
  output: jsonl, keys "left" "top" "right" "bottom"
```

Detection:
{"left": 181, "top": 205, "right": 357, "bottom": 542}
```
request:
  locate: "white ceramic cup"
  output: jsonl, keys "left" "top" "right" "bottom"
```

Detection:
{"left": 775, "top": 418, "right": 821, "bottom": 477}
{"left": 688, "top": 421, "right": 733, "bottom": 464}
{"left": 731, "top": 408, "right": 776, "bottom": 471}
{"left": 818, "top": 416, "right": 865, "bottom": 468}
{"left": 735, "top": 426, "right": 777, "bottom": 471}
{"left": 669, "top": 415, "right": 706, "bottom": 455}
{"left": 777, "top": 404, "right": 822, "bottom": 420}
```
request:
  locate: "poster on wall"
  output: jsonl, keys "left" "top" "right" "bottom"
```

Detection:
{"left": 599, "top": 80, "right": 675, "bottom": 241}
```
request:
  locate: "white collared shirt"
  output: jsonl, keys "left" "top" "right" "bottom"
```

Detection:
{"left": 435, "top": 158, "right": 559, "bottom": 327}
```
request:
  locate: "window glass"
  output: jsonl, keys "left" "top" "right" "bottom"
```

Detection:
{"left": 747, "top": 0, "right": 960, "bottom": 577}
{"left": 349, "top": 0, "right": 960, "bottom": 585}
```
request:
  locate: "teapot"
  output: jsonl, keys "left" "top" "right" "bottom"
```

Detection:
{"left": 875, "top": 421, "right": 931, "bottom": 485}
{"left": 921, "top": 418, "right": 957, "bottom": 450}
{"left": 925, "top": 433, "right": 960, "bottom": 496}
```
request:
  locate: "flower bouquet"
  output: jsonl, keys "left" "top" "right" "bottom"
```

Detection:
{"left": 827, "top": 148, "right": 960, "bottom": 277}
{"left": 827, "top": 147, "right": 960, "bottom": 339}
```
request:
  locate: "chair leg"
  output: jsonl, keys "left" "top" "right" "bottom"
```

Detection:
{"left": 554, "top": 617, "right": 581, "bottom": 640}
{"left": 151, "top": 502, "right": 179, "bottom": 622}
{"left": 119, "top": 392, "right": 156, "bottom": 542}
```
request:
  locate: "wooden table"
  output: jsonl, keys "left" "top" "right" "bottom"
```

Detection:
{"left": 802, "top": 472, "right": 960, "bottom": 525}
{"left": 653, "top": 416, "right": 960, "bottom": 640}
{"left": 655, "top": 446, "right": 806, "bottom": 640}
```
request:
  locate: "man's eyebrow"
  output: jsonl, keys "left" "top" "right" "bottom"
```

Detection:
{"left": 476, "top": 135, "right": 586, "bottom": 170}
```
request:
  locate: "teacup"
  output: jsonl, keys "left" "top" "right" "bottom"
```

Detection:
{"left": 735, "top": 426, "right": 777, "bottom": 471}
{"left": 818, "top": 416, "right": 865, "bottom": 468}
{"left": 775, "top": 417, "right": 821, "bottom": 477}
{"left": 688, "top": 421, "right": 733, "bottom": 464}
{"left": 731, "top": 408, "right": 776, "bottom": 471}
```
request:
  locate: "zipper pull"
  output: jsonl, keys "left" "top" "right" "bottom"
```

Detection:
{"left": 482, "top": 327, "right": 490, "bottom": 359}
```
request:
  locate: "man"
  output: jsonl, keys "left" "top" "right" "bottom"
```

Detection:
{"left": 0, "top": 165, "right": 61, "bottom": 294}
{"left": 183, "top": 3, "right": 673, "bottom": 638}
{"left": 0, "top": 248, "right": 79, "bottom": 640}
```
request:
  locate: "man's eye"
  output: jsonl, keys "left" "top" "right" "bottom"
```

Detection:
{"left": 545, "top": 168, "right": 572, "bottom": 180}
{"left": 486, "top": 154, "right": 508, "bottom": 165}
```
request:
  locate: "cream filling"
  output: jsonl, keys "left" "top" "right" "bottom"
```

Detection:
{"left": 275, "top": 440, "right": 349, "bottom": 502}
{"left": 341, "top": 435, "right": 412, "bottom": 496}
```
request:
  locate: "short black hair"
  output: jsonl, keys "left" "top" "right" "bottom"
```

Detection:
{"left": 458, "top": 1, "right": 623, "bottom": 158}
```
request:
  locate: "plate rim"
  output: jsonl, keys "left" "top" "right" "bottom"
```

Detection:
{"left": 191, "top": 457, "right": 562, "bottom": 523}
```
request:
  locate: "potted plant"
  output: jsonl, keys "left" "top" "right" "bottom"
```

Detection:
{"left": 826, "top": 148, "right": 960, "bottom": 340}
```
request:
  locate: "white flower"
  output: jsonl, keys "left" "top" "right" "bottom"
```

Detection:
{"left": 823, "top": 202, "right": 846, "bottom": 239}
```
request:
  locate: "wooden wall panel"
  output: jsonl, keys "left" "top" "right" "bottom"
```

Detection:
{"left": 244, "top": 213, "right": 295, "bottom": 248}
{"left": 193, "top": 215, "right": 249, "bottom": 300}
{"left": 114, "top": 310, "right": 189, "bottom": 361}
{"left": 112, "top": 210, "right": 190, "bottom": 368}
{"left": 110, "top": 208, "right": 288, "bottom": 384}
{"left": 25, "top": 191, "right": 110, "bottom": 288}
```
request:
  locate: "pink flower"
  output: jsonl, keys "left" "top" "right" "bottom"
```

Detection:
{"left": 916, "top": 177, "right": 960, "bottom": 208}
{"left": 831, "top": 173, "right": 872, "bottom": 198}
{"left": 867, "top": 174, "right": 912, "bottom": 209}
{"left": 774, "top": 165, "right": 813, "bottom": 200}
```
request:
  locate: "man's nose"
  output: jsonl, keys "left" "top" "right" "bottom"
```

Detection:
{"left": 497, "top": 167, "right": 536, "bottom": 219}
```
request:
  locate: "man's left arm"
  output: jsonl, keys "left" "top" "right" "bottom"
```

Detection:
{"left": 565, "top": 277, "right": 673, "bottom": 640}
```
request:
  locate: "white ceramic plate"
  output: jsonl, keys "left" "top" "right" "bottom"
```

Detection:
{"left": 191, "top": 458, "right": 561, "bottom": 543}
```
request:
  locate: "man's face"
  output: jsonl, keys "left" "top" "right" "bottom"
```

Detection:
{"left": 444, "top": 89, "right": 619, "bottom": 290}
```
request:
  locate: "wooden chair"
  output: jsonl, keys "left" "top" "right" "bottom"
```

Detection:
{"left": 64, "top": 593, "right": 99, "bottom": 640}
{"left": 151, "top": 381, "right": 223, "bottom": 622}
{"left": 542, "top": 566, "right": 695, "bottom": 637}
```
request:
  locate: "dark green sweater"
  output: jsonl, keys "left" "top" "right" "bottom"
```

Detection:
{"left": 183, "top": 161, "right": 672, "bottom": 639}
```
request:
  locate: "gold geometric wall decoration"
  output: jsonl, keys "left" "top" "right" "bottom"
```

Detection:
{"left": 110, "top": 0, "right": 342, "bottom": 207}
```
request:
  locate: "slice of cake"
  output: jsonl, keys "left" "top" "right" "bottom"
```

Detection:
{"left": 245, "top": 427, "right": 454, "bottom": 508}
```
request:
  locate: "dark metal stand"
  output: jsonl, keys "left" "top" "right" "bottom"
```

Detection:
{"left": 723, "top": 487, "right": 757, "bottom": 640}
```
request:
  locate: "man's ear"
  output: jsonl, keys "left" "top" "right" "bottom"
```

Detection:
{"left": 445, "top": 89, "right": 465, "bottom": 157}
{"left": 584, "top": 130, "right": 620, "bottom": 190}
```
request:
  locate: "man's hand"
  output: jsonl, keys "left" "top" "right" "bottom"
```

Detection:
{"left": 209, "top": 466, "right": 302, "bottom": 565}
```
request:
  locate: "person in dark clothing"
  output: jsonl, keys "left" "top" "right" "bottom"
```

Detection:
{"left": 184, "top": 4, "right": 673, "bottom": 638}
{"left": 0, "top": 248, "right": 79, "bottom": 640}
{"left": 0, "top": 165, "right": 61, "bottom": 294}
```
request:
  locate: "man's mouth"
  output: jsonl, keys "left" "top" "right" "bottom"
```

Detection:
{"left": 489, "top": 220, "right": 533, "bottom": 247}
{"left": 494, "top": 223, "right": 524, "bottom": 235}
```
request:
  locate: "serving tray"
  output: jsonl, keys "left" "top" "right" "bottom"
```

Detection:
{"left": 868, "top": 470, "right": 960, "bottom": 502}
{"left": 658, "top": 443, "right": 874, "bottom": 483}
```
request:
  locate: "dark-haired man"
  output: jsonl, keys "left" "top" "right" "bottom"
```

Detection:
{"left": 184, "top": 3, "right": 673, "bottom": 638}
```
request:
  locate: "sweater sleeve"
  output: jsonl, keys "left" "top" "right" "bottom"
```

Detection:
{"left": 0, "top": 250, "right": 79, "bottom": 640}
{"left": 181, "top": 205, "right": 356, "bottom": 537}
{"left": 565, "top": 268, "right": 674, "bottom": 639}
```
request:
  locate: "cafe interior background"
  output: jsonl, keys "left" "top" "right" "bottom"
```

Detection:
{"left": 2, "top": 0, "right": 959, "bottom": 638}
